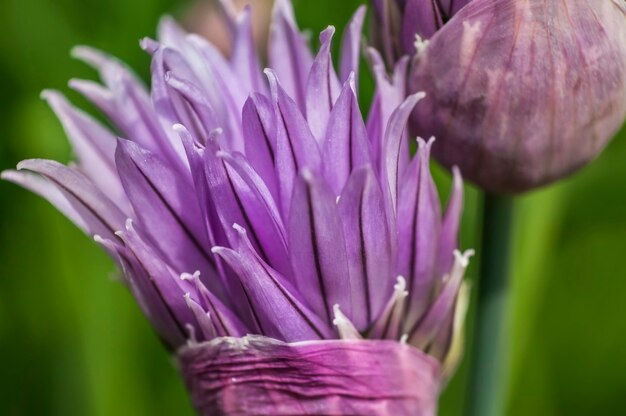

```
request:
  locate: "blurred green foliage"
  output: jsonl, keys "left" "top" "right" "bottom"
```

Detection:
{"left": 0, "top": 0, "right": 625, "bottom": 415}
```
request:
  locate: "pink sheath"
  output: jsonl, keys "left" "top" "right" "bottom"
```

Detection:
{"left": 178, "top": 335, "right": 441, "bottom": 416}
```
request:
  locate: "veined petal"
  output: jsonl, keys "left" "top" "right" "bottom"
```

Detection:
{"left": 217, "top": 150, "right": 290, "bottom": 276}
{"left": 338, "top": 167, "right": 393, "bottom": 330}
{"left": 241, "top": 94, "right": 278, "bottom": 199}
{"left": 180, "top": 271, "right": 248, "bottom": 338}
{"left": 288, "top": 170, "right": 352, "bottom": 326}
{"left": 96, "top": 234, "right": 188, "bottom": 349}
{"left": 409, "top": 249, "right": 473, "bottom": 348}
{"left": 266, "top": 69, "right": 321, "bottom": 217}
{"left": 397, "top": 139, "right": 442, "bottom": 330}
{"left": 41, "top": 90, "right": 129, "bottom": 213}
{"left": 306, "top": 26, "right": 341, "bottom": 143}
{"left": 322, "top": 74, "right": 372, "bottom": 196}
{"left": 231, "top": 5, "right": 267, "bottom": 94}
{"left": 268, "top": 0, "right": 314, "bottom": 112}
{"left": 436, "top": 166, "right": 463, "bottom": 278}
{"left": 382, "top": 92, "right": 426, "bottom": 210}
{"left": 70, "top": 47, "right": 184, "bottom": 170}
{"left": 116, "top": 220, "right": 199, "bottom": 345}
{"left": 9, "top": 160, "right": 126, "bottom": 241}
{"left": 213, "top": 225, "right": 332, "bottom": 342}
{"left": 204, "top": 137, "right": 290, "bottom": 276}
{"left": 115, "top": 140, "right": 217, "bottom": 287}
{"left": 339, "top": 5, "right": 366, "bottom": 86}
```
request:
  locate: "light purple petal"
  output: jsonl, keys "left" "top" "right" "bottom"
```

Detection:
{"left": 70, "top": 46, "right": 185, "bottom": 170}
{"left": 9, "top": 159, "right": 126, "bottom": 241}
{"left": 322, "top": 75, "right": 372, "bottom": 196}
{"left": 397, "top": 139, "right": 442, "bottom": 331}
{"left": 115, "top": 140, "right": 218, "bottom": 289}
{"left": 266, "top": 70, "right": 321, "bottom": 217}
{"left": 213, "top": 225, "right": 332, "bottom": 342}
{"left": 435, "top": 166, "right": 463, "bottom": 278}
{"left": 231, "top": 6, "right": 267, "bottom": 94}
{"left": 306, "top": 26, "right": 341, "bottom": 142}
{"left": 241, "top": 93, "right": 278, "bottom": 199}
{"left": 338, "top": 167, "right": 394, "bottom": 331}
{"left": 41, "top": 90, "right": 129, "bottom": 213}
{"left": 340, "top": 5, "right": 366, "bottom": 86}
{"left": 116, "top": 220, "right": 199, "bottom": 344}
{"left": 268, "top": 0, "right": 314, "bottom": 112}
{"left": 288, "top": 170, "right": 352, "bottom": 326}
{"left": 382, "top": 92, "right": 426, "bottom": 210}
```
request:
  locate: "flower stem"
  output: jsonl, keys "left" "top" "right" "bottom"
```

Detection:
{"left": 467, "top": 193, "right": 515, "bottom": 416}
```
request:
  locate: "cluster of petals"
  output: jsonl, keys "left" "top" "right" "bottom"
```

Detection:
{"left": 3, "top": 0, "right": 471, "bottom": 374}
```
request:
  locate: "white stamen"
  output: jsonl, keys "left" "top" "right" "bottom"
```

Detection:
{"left": 181, "top": 270, "right": 201, "bottom": 281}
{"left": 400, "top": 333, "right": 409, "bottom": 344}
{"left": 332, "top": 304, "right": 362, "bottom": 340}
{"left": 232, "top": 223, "right": 246, "bottom": 234}
{"left": 413, "top": 34, "right": 429, "bottom": 56}
{"left": 394, "top": 275, "right": 409, "bottom": 299}
{"left": 335, "top": 195, "right": 341, "bottom": 204}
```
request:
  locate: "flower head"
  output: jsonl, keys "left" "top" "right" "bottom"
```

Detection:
{"left": 376, "top": 0, "right": 626, "bottom": 193}
{"left": 3, "top": 1, "right": 471, "bottom": 413}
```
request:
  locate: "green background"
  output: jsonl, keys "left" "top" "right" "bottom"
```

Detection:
{"left": 1, "top": 0, "right": 625, "bottom": 414}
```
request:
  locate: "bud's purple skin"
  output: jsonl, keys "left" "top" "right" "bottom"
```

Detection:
{"left": 180, "top": 336, "right": 439, "bottom": 416}
{"left": 2, "top": 0, "right": 473, "bottom": 413}
{"left": 408, "top": 0, "right": 626, "bottom": 193}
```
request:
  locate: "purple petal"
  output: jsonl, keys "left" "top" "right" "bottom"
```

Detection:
{"left": 115, "top": 140, "right": 218, "bottom": 290}
{"left": 340, "top": 5, "right": 366, "bottom": 86}
{"left": 231, "top": 5, "right": 267, "bottom": 94}
{"left": 179, "top": 336, "right": 441, "bottom": 416}
{"left": 241, "top": 94, "right": 278, "bottom": 199}
{"left": 116, "top": 220, "right": 199, "bottom": 345}
{"left": 268, "top": 0, "right": 314, "bottom": 112}
{"left": 217, "top": 151, "right": 291, "bottom": 276}
{"left": 203, "top": 134, "right": 290, "bottom": 276}
{"left": 382, "top": 92, "right": 426, "bottom": 210}
{"left": 266, "top": 70, "right": 321, "bottom": 217}
{"left": 97, "top": 234, "right": 188, "bottom": 349}
{"left": 322, "top": 75, "right": 372, "bottom": 196}
{"left": 9, "top": 159, "right": 126, "bottom": 241}
{"left": 396, "top": 139, "right": 442, "bottom": 330}
{"left": 41, "top": 90, "right": 129, "bottom": 213}
{"left": 213, "top": 225, "right": 332, "bottom": 342}
{"left": 435, "top": 166, "right": 463, "bottom": 278}
{"left": 70, "top": 47, "right": 185, "bottom": 170}
{"left": 338, "top": 167, "right": 394, "bottom": 330}
{"left": 288, "top": 170, "right": 352, "bottom": 326}
{"left": 306, "top": 26, "right": 341, "bottom": 142}
{"left": 180, "top": 271, "right": 249, "bottom": 339}
{"left": 409, "top": 250, "right": 473, "bottom": 348}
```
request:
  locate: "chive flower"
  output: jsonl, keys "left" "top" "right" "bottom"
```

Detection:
{"left": 3, "top": 1, "right": 472, "bottom": 414}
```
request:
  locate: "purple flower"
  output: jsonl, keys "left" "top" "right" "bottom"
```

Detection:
{"left": 3, "top": 1, "right": 472, "bottom": 414}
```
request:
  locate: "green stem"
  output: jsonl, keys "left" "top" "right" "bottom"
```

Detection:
{"left": 467, "top": 194, "right": 515, "bottom": 416}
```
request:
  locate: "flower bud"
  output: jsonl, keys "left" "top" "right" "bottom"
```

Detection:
{"left": 408, "top": 0, "right": 626, "bottom": 193}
